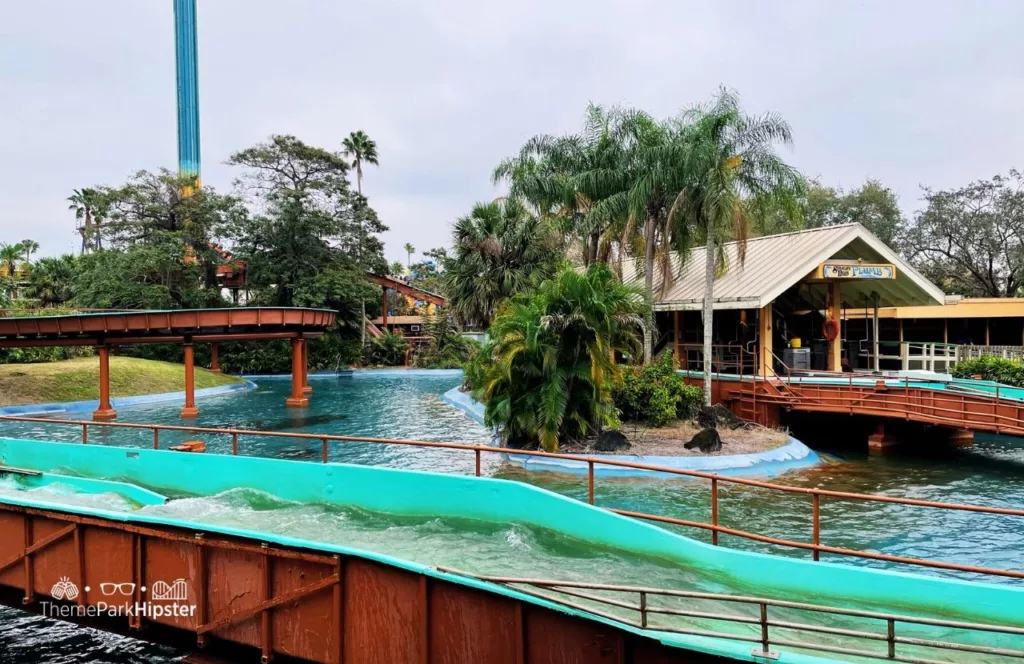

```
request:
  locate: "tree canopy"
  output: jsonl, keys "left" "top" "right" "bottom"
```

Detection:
{"left": 901, "top": 170, "right": 1024, "bottom": 297}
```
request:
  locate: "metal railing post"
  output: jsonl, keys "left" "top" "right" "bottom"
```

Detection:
{"left": 587, "top": 460, "right": 595, "bottom": 505}
{"left": 711, "top": 477, "right": 719, "bottom": 546}
{"left": 231, "top": 432, "right": 238, "bottom": 456}
{"left": 321, "top": 437, "right": 329, "bottom": 464}
{"left": 153, "top": 428, "right": 159, "bottom": 450}
{"left": 759, "top": 603, "right": 770, "bottom": 656}
{"left": 81, "top": 423, "right": 87, "bottom": 444}
{"left": 887, "top": 618, "right": 896, "bottom": 659}
{"left": 812, "top": 493, "right": 820, "bottom": 561}
{"left": 475, "top": 449, "right": 481, "bottom": 477}
{"left": 639, "top": 591, "right": 648, "bottom": 628}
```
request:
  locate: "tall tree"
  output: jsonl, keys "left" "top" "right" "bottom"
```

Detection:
{"left": 803, "top": 179, "right": 903, "bottom": 248}
{"left": 0, "top": 244, "right": 21, "bottom": 279}
{"left": 228, "top": 135, "right": 384, "bottom": 328}
{"left": 667, "top": 90, "right": 803, "bottom": 405}
{"left": 403, "top": 243, "right": 415, "bottom": 270}
{"left": 341, "top": 130, "right": 379, "bottom": 196}
{"left": 443, "top": 199, "right": 559, "bottom": 328}
{"left": 26, "top": 255, "right": 76, "bottom": 306}
{"left": 67, "top": 187, "right": 105, "bottom": 253}
{"left": 20, "top": 240, "right": 39, "bottom": 265}
{"left": 493, "top": 104, "right": 626, "bottom": 266}
{"left": 90, "top": 170, "right": 245, "bottom": 305}
{"left": 901, "top": 170, "right": 1024, "bottom": 297}
{"left": 572, "top": 108, "right": 687, "bottom": 363}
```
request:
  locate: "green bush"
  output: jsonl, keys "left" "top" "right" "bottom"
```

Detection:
{"left": 952, "top": 356, "right": 1024, "bottom": 387}
{"left": 413, "top": 311, "right": 480, "bottom": 369}
{"left": 365, "top": 332, "right": 410, "bottom": 367}
{"left": 613, "top": 353, "right": 703, "bottom": 427}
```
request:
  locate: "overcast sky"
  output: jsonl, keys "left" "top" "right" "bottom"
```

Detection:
{"left": 2, "top": 1, "right": 1023, "bottom": 263}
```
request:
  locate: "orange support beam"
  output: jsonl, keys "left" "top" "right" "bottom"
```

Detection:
{"left": 210, "top": 342, "right": 221, "bottom": 374}
{"left": 827, "top": 281, "right": 842, "bottom": 372}
{"left": 92, "top": 345, "right": 117, "bottom": 421}
{"left": 286, "top": 338, "right": 309, "bottom": 408}
{"left": 181, "top": 343, "right": 199, "bottom": 419}
{"left": 301, "top": 338, "right": 312, "bottom": 396}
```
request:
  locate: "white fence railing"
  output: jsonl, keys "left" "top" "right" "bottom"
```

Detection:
{"left": 956, "top": 345, "right": 1024, "bottom": 363}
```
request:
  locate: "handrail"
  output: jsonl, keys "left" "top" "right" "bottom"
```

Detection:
{"left": 436, "top": 567, "right": 1024, "bottom": 663}
{"left": 1, "top": 415, "right": 1022, "bottom": 580}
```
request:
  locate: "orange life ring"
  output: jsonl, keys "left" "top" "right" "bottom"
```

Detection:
{"left": 822, "top": 319, "right": 840, "bottom": 341}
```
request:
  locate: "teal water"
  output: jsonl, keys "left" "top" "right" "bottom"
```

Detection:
{"left": 1, "top": 373, "right": 1023, "bottom": 662}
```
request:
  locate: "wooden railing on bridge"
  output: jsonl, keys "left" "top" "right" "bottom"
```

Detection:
{"left": 1, "top": 414, "right": 1022, "bottom": 582}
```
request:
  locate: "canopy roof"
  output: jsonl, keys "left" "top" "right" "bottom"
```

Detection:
{"left": 621, "top": 223, "right": 946, "bottom": 311}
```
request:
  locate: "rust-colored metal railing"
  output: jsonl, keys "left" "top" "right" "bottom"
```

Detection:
{"left": 437, "top": 568, "right": 1024, "bottom": 664}
{"left": 1, "top": 415, "right": 1023, "bottom": 581}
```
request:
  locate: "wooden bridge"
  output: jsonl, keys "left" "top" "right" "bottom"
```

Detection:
{"left": 681, "top": 347, "right": 1024, "bottom": 446}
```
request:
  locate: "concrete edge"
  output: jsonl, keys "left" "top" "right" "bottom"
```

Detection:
{"left": 0, "top": 380, "right": 256, "bottom": 417}
{"left": 439, "top": 387, "right": 820, "bottom": 477}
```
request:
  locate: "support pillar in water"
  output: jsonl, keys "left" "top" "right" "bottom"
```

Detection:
{"left": 181, "top": 342, "right": 199, "bottom": 419}
{"left": 867, "top": 421, "right": 903, "bottom": 455}
{"left": 946, "top": 428, "right": 974, "bottom": 449}
{"left": 286, "top": 338, "right": 309, "bottom": 408}
{"left": 93, "top": 345, "right": 117, "bottom": 421}
{"left": 301, "top": 337, "right": 312, "bottom": 396}
{"left": 209, "top": 342, "right": 220, "bottom": 374}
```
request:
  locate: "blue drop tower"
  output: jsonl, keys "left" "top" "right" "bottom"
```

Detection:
{"left": 174, "top": 0, "right": 201, "bottom": 182}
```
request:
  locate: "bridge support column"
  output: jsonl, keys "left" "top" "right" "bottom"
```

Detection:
{"left": 209, "top": 342, "right": 220, "bottom": 374}
{"left": 758, "top": 303, "right": 772, "bottom": 376}
{"left": 827, "top": 282, "right": 842, "bottom": 372}
{"left": 92, "top": 345, "right": 117, "bottom": 421}
{"left": 181, "top": 343, "right": 199, "bottom": 419}
{"left": 301, "top": 339, "right": 312, "bottom": 396}
{"left": 286, "top": 338, "right": 309, "bottom": 408}
{"left": 946, "top": 428, "right": 974, "bottom": 449}
{"left": 867, "top": 421, "right": 904, "bottom": 454}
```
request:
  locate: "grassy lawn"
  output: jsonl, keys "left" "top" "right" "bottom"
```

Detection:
{"left": 0, "top": 357, "right": 243, "bottom": 406}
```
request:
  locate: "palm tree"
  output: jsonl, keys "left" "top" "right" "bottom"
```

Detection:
{"left": 0, "top": 244, "right": 22, "bottom": 279}
{"left": 572, "top": 108, "right": 689, "bottom": 363}
{"left": 68, "top": 188, "right": 104, "bottom": 253}
{"left": 470, "top": 262, "right": 645, "bottom": 451}
{"left": 20, "top": 240, "right": 39, "bottom": 265}
{"left": 26, "top": 255, "right": 77, "bottom": 306}
{"left": 403, "top": 243, "right": 415, "bottom": 270}
{"left": 667, "top": 90, "right": 803, "bottom": 404}
{"left": 442, "top": 199, "right": 558, "bottom": 328}
{"left": 493, "top": 104, "right": 626, "bottom": 265}
{"left": 341, "top": 130, "right": 379, "bottom": 196}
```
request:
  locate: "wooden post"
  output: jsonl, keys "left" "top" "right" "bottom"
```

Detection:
{"left": 301, "top": 337, "right": 312, "bottom": 396}
{"left": 92, "top": 345, "right": 117, "bottom": 421}
{"left": 673, "top": 310, "right": 681, "bottom": 366}
{"left": 943, "top": 318, "right": 948, "bottom": 344}
{"left": 985, "top": 318, "right": 991, "bottom": 347}
{"left": 181, "top": 343, "right": 199, "bottom": 418}
{"left": 758, "top": 303, "right": 772, "bottom": 376}
{"left": 827, "top": 281, "right": 842, "bottom": 372}
{"left": 872, "top": 291, "right": 880, "bottom": 372}
{"left": 209, "top": 342, "right": 221, "bottom": 374}
{"left": 286, "top": 338, "right": 309, "bottom": 408}
{"left": 381, "top": 289, "right": 388, "bottom": 330}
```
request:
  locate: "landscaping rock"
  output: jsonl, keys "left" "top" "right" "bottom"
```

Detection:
{"left": 594, "top": 430, "right": 631, "bottom": 452}
{"left": 684, "top": 427, "right": 723, "bottom": 453}
{"left": 697, "top": 404, "right": 745, "bottom": 430}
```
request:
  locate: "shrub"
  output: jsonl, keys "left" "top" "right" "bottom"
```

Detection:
{"left": 365, "top": 332, "right": 410, "bottom": 367}
{"left": 471, "top": 262, "right": 645, "bottom": 451}
{"left": 413, "top": 311, "right": 480, "bottom": 369}
{"left": 952, "top": 356, "right": 1024, "bottom": 387}
{"left": 613, "top": 353, "right": 703, "bottom": 427}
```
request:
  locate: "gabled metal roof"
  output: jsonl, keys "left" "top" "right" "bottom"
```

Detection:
{"left": 620, "top": 223, "right": 946, "bottom": 311}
